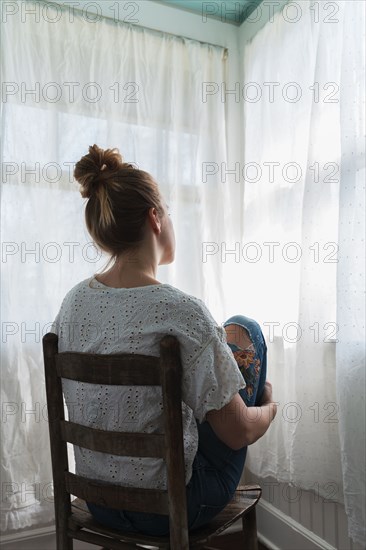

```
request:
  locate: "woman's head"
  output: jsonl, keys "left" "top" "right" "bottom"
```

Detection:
{"left": 74, "top": 144, "right": 175, "bottom": 267}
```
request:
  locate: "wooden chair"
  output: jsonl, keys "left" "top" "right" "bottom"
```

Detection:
{"left": 42, "top": 332, "right": 261, "bottom": 550}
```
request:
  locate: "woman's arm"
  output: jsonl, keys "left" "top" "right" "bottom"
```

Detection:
{"left": 206, "top": 393, "right": 277, "bottom": 450}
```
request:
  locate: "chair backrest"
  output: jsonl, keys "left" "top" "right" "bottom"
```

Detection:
{"left": 42, "top": 332, "right": 189, "bottom": 549}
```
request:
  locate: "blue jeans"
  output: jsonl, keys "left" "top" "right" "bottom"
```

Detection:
{"left": 86, "top": 314, "right": 267, "bottom": 536}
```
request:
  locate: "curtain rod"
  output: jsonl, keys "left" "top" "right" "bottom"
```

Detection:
{"left": 40, "top": 1, "right": 229, "bottom": 59}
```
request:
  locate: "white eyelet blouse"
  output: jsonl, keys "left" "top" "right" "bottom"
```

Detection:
{"left": 51, "top": 276, "right": 246, "bottom": 490}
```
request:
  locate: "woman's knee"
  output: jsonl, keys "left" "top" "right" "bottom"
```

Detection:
{"left": 223, "top": 315, "right": 262, "bottom": 351}
{"left": 224, "top": 323, "right": 252, "bottom": 351}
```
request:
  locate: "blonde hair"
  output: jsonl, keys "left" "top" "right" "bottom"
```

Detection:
{"left": 74, "top": 144, "right": 164, "bottom": 262}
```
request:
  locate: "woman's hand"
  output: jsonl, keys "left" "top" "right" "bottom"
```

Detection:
{"left": 259, "top": 381, "right": 277, "bottom": 422}
{"left": 259, "top": 381, "right": 274, "bottom": 406}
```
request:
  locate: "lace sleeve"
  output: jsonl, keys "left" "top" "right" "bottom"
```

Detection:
{"left": 182, "top": 324, "right": 246, "bottom": 424}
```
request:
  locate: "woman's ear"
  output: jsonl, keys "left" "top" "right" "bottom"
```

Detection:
{"left": 147, "top": 206, "right": 162, "bottom": 233}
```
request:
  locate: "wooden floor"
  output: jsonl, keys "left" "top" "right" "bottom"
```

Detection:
{"left": 2, "top": 532, "right": 270, "bottom": 550}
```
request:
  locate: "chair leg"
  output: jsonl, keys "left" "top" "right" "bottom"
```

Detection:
{"left": 56, "top": 531, "right": 73, "bottom": 549}
{"left": 242, "top": 507, "right": 258, "bottom": 550}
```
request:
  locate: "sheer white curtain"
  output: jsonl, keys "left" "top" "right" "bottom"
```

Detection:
{"left": 240, "top": 1, "right": 365, "bottom": 544}
{"left": 0, "top": 1, "right": 234, "bottom": 531}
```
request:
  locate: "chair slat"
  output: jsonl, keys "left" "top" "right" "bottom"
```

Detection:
{"left": 56, "top": 353, "right": 161, "bottom": 385}
{"left": 65, "top": 472, "right": 169, "bottom": 514}
{"left": 60, "top": 420, "right": 166, "bottom": 458}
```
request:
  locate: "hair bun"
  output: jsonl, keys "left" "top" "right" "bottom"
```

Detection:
{"left": 74, "top": 144, "right": 123, "bottom": 199}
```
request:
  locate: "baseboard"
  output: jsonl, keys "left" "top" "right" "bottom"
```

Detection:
{"left": 217, "top": 499, "right": 336, "bottom": 550}
{"left": 0, "top": 525, "right": 55, "bottom": 545}
{"left": 255, "top": 499, "right": 336, "bottom": 550}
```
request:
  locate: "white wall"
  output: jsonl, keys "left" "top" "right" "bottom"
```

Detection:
{"left": 238, "top": 0, "right": 289, "bottom": 49}
{"left": 48, "top": 0, "right": 237, "bottom": 47}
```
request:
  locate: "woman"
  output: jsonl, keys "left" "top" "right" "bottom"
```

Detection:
{"left": 51, "top": 144, "right": 277, "bottom": 536}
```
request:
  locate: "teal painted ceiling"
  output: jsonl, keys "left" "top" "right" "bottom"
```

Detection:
{"left": 158, "top": 0, "right": 263, "bottom": 25}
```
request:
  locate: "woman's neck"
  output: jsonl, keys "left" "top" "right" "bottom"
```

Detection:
{"left": 95, "top": 271, "right": 161, "bottom": 289}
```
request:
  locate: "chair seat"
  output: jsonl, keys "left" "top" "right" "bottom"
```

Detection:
{"left": 68, "top": 484, "right": 261, "bottom": 548}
